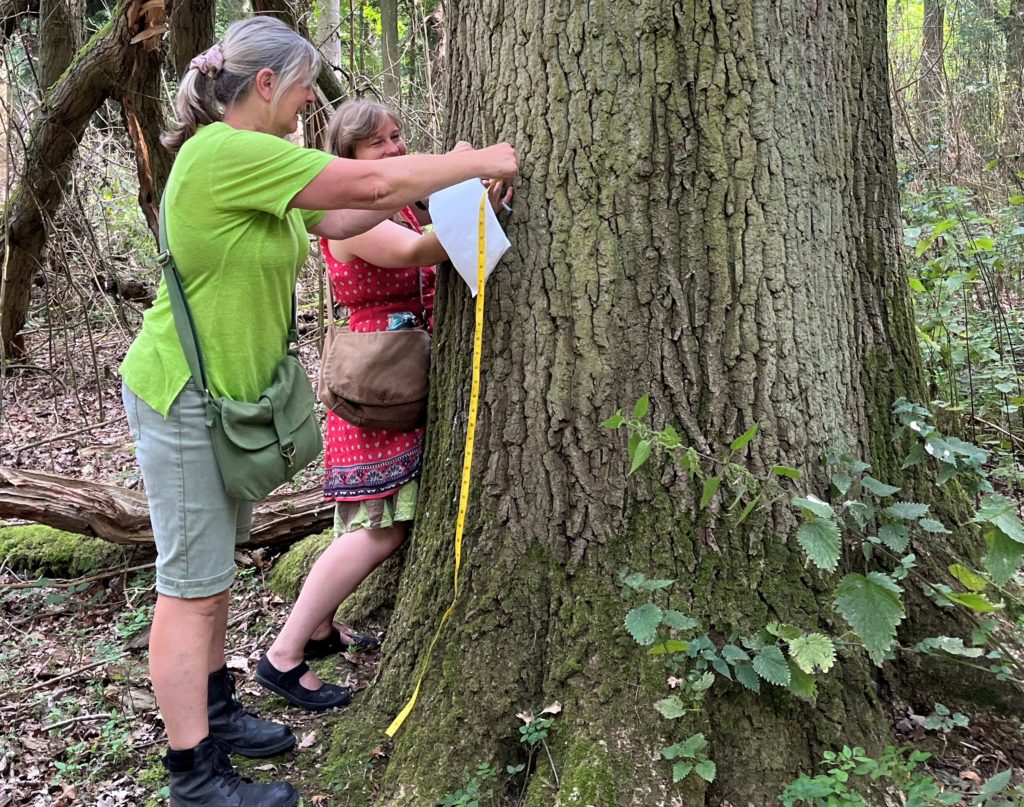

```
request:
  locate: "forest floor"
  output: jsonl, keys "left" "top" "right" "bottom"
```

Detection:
{"left": 0, "top": 313, "right": 391, "bottom": 807}
{"left": 1, "top": 300, "right": 1022, "bottom": 806}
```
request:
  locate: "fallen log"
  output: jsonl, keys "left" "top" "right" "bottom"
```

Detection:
{"left": 0, "top": 467, "right": 331, "bottom": 545}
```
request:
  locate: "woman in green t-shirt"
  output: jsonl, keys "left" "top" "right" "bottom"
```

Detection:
{"left": 121, "top": 16, "right": 517, "bottom": 807}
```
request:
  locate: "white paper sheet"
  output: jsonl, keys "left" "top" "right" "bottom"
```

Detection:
{"left": 428, "top": 179, "right": 511, "bottom": 296}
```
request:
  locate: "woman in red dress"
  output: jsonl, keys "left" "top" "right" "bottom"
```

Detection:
{"left": 257, "top": 101, "right": 510, "bottom": 709}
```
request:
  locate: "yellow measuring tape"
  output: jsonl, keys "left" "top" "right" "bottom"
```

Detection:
{"left": 386, "top": 189, "right": 490, "bottom": 738}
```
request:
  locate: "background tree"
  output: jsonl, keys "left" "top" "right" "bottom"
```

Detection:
{"left": 319, "top": 0, "right": 989, "bottom": 804}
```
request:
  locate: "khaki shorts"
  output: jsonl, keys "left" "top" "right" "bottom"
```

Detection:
{"left": 122, "top": 381, "right": 252, "bottom": 598}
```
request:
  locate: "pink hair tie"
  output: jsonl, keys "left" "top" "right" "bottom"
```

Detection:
{"left": 189, "top": 44, "right": 225, "bottom": 76}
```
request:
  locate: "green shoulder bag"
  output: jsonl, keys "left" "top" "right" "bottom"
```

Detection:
{"left": 158, "top": 199, "right": 322, "bottom": 502}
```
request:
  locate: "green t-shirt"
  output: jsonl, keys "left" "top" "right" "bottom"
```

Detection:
{"left": 120, "top": 123, "right": 333, "bottom": 415}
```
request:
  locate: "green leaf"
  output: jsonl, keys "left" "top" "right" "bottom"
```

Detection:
{"left": 601, "top": 410, "right": 624, "bottom": 429}
{"left": 694, "top": 760, "right": 716, "bottom": 782}
{"left": 671, "top": 762, "right": 694, "bottom": 782}
{"left": 721, "top": 644, "right": 750, "bottom": 663}
{"left": 948, "top": 564, "right": 987, "bottom": 592}
{"left": 752, "top": 645, "right": 791, "bottom": 687}
{"left": 648, "top": 640, "right": 689, "bottom": 655}
{"left": 766, "top": 622, "right": 803, "bottom": 641}
{"left": 918, "top": 518, "right": 950, "bottom": 534}
{"left": 632, "top": 395, "right": 650, "bottom": 419}
{"left": 786, "top": 660, "right": 817, "bottom": 701}
{"left": 791, "top": 495, "right": 834, "bottom": 519}
{"left": 625, "top": 603, "right": 663, "bottom": 646}
{"left": 978, "top": 768, "right": 1012, "bottom": 799}
{"left": 662, "top": 733, "right": 707, "bottom": 760}
{"left": 835, "top": 572, "right": 905, "bottom": 665}
{"left": 657, "top": 425, "right": 682, "bottom": 449}
{"left": 736, "top": 494, "right": 761, "bottom": 525}
{"left": 831, "top": 473, "right": 853, "bottom": 495}
{"left": 860, "top": 476, "right": 901, "bottom": 497}
{"left": 730, "top": 423, "right": 759, "bottom": 452}
{"left": 946, "top": 592, "right": 1002, "bottom": 613}
{"left": 883, "top": 502, "right": 930, "bottom": 520}
{"left": 975, "top": 494, "right": 1024, "bottom": 543}
{"left": 771, "top": 465, "right": 802, "bottom": 480}
{"left": 654, "top": 696, "right": 687, "bottom": 719}
{"left": 733, "top": 662, "right": 761, "bottom": 693}
{"left": 662, "top": 610, "right": 700, "bottom": 631}
{"left": 915, "top": 636, "right": 984, "bottom": 658}
{"left": 878, "top": 522, "right": 910, "bottom": 553}
{"left": 700, "top": 477, "right": 720, "bottom": 509}
{"left": 788, "top": 633, "right": 837, "bottom": 674}
{"left": 629, "top": 439, "right": 653, "bottom": 475}
{"left": 796, "top": 517, "right": 842, "bottom": 571}
{"left": 982, "top": 527, "right": 1024, "bottom": 586}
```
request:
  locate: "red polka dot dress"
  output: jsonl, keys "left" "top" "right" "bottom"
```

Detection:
{"left": 321, "top": 206, "right": 435, "bottom": 505}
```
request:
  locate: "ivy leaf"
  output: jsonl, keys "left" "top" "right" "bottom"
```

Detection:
{"left": 629, "top": 439, "right": 652, "bottom": 475}
{"left": 625, "top": 603, "right": 663, "bottom": 646}
{"left": 918, "top": 518, "right": 950, "bottom": 534}
{"left": 796, "top": 517, "right": 842, "bottom": 571}
{"left": 786, "top": 660, "right": 817, "bottom": 701}
{"left": 788, "top": 633, "right": 837, "bottom": 674}
{"left": 632, "top": 394, "right": 650, "bottom": 419}
{"left": 861, "top": 476, "right": 901, "bottom": 497}
{"left": 700, "top": 477, "right": 721, "bottom": 509}
{"left": 835, "top": 572, "right": 905, "bottom": 665}
{"left": 792, "top": 495, "right": 834, "bottom": 519}
{"left": 946, "top": 592, "right": 1002, "bottom": 613}
{"left": 975, "top": 494, "right": 1024, "bottom": 543}
{"left": 948, "top": 564, "right": 987, "bottom": 592}
{"left": 883, "top": 502, "right": 930, "bottom": 520}
{"left": 878, "top": 522, "right": 910, "bottom": 553}
{"left": 733, "top": 663, "right": 761, "bottom": 693}
{"left": 695, "top": 760, "right": 717, "bottom": 782}
{"left": 730, "top": 423, "right": 759, "bottom": 452}
{"left": 982, "top": 528, "right": 1024, "bottom": 586}
{"left": 654, "top": 696, "right": 686, "bottom": 719}
{"left": 752, "top": 645, "right": 791, "bottom": 687}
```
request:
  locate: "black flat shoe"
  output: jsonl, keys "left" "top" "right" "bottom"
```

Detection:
{"left": 254, "top": 654, "right": 351, "bottom": 712}
{"left": 303, "top": 625, "right": 381, "bottom": 661}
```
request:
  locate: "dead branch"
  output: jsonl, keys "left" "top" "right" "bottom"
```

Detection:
{"left": 0, "top": 467, "right": 332, "bottom": 545}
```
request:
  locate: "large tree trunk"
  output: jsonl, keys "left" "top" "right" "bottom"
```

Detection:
{"left": 37, "top": 0, "right": 82, "bottom": 91}
{"left": 322, "top": 1, "right": 943, "bottom": 805}
{"left": 379, "top": 0, "right": 400, "bottom": 100}
{"left": 168, "top": 0, "right": 214, "bottom": 78}
{"left": 918, "top": 0, "right": 945, "bottom": 142}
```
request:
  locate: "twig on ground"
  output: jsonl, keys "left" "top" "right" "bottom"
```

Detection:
{"left": 0, "top": 562, "right": 155, "bottom": 590}
{"left": 9, "top": 417, "right": 123, "bottom": 453}
{"left": 42, "top": 712, "right": 112, "bottom": 731}
{"left": 3, "top": 651, "right": 129, "bottom": 701}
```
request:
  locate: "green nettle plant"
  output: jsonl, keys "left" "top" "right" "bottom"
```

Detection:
{"left": 605, "top": 395, "right": 1023, "bottom": 795}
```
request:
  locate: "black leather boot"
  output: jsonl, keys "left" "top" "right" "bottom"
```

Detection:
{"left": 164, "top": 736, "right": 299, "bottom": 807}
{"left": 208, "top": 666, "right": 296, "bottom": 757}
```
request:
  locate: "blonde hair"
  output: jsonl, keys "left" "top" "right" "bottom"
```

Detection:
{"left": 162, "top": 16, "right": 320, "bottom": 152}
{"left": 324, "top": 100, "right": 402, "bottom": 158}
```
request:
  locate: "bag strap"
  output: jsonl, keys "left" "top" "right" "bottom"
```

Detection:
{"left": 158, "top": 193, "right": 211, "bottom": 399}
{"left": 158, "top": 191, "right": 300, "bottom": 400}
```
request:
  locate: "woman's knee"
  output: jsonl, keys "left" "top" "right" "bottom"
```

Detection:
{"left": 155, "top": 589, "right": 229, "bottom": 622}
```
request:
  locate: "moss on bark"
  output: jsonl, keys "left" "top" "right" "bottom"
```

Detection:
{"left": 0, "top": 523, "right": 125, "bottom": 577}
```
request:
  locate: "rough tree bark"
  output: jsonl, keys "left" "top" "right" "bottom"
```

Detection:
{"left": 168, "top": 0, "right": 214, "bottom": 78}
{"left": 379, "top": 0, "right": 400, "bottom": 100}
{"left": 918, "top": 0, "right": 945, "bottom": 141}
{"left": 37, "top": 0, "right": 82, "bottom": 91}
{"left": 321, "top": 1, "right": 955, "bottom": 805}
{"left": 0, "top": 0, "right": 167, "bottom": 357}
